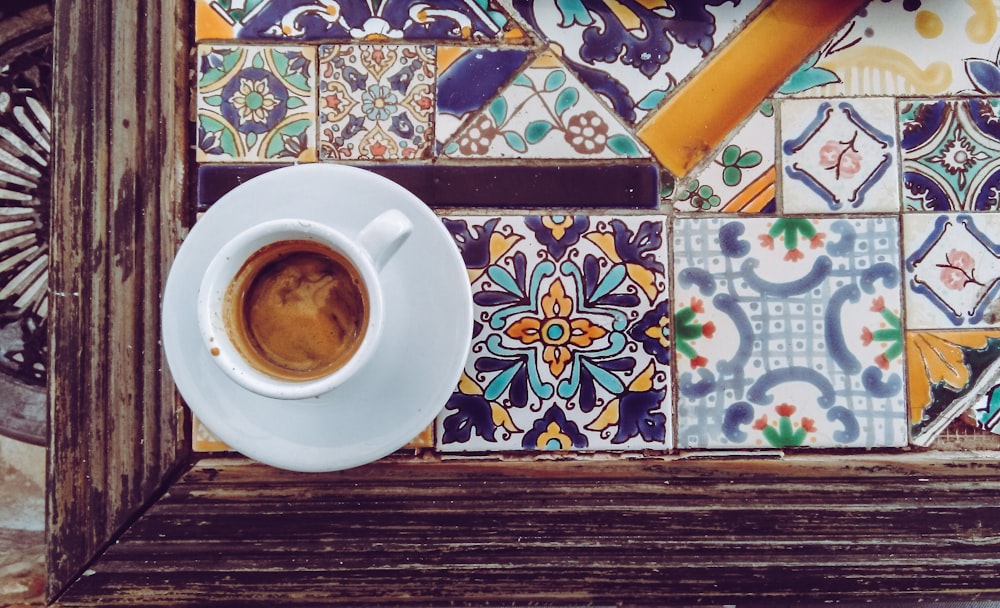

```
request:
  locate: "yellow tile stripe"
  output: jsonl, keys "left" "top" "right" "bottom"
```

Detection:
{"left": 721, "top": 166, "right": 775, "bottom": 213}
{"left": 637, "top": 0, "right": 867, "bottom": 177}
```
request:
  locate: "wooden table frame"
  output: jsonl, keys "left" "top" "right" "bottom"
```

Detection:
{"left": 47, "top": 2, "right": 1000, "bottom": 605}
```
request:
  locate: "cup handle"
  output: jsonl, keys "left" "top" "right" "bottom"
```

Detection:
{"left": 357, "top": 209, "right": 413, "bottom": 271}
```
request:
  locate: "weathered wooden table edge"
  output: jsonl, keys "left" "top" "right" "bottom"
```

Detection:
{"left": 46, "top": 2, "right": 1000, "bottom": 606}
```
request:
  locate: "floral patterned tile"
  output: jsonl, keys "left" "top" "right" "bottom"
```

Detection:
{"left": 437, "top": 215, "right": 671, "bottom": 452}
{"left": 674, "top": 216, "right": 908, "bottom": 449}
{"left": 672, "top": 101, "right": 775, "bottom": 213}
{"left": 197, "top": 44, "right": 317, "bottom": 162}
{"left": 780, "top": 97, "right": 899, "bottom": 213}
{"left": 907, "top": 330, "right": 1000, "bottom": 446}
{"left": 900, "top": 98, "right": 1000, "bottom": 211}
{"left": 195, "top": 0, "right": 526, "bottom": 43}
{"left": 780, "top": 0, "right": 1000, "bottom": 97}
{"left": 435, "top": 47, "right": 531, "bottom": 153}
{"left": 442, "top": 51, "right": 647, "bottom": 160}
{"left": 903, "top": 213, "right": 1000, "bottom": 328}
{"left": 511, "top": 0, "right": 762, "bottom": 126}
{"left": 318, "top": 44, "right": 435, "bottom": 161}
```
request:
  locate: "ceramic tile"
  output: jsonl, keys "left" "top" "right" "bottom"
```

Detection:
{"left": 900, "top": 98, "right": 1000, "bottom": 211}
{"left": 907, "top": 330, "right": 1000, "bottom": 446}
{"left": 511, "top": 0, "right": 761, "bottom": 126}
{"left": 904, "top": 213, "right": 1000, "bottom": 328}
{"left": 637, "top": 0, "right": 867, "bottom": 178}
{"left": 780, "top": 97, "right": 899, "bottom": 213}
{"left": 674, "top": 216, "right": 907, "bottom": 449}
{"left": 780, "top": 0, "right": 1000, "bottom": 98}
{"left": 435, "top": 47, "right": 531, "bottom": 152}
{"left": 672, "top": 101, "right": 776, "bottom": 213}
{"left": 317, "top": 44, "right": 435, "bottom": 160}
{"left": 437, "top": 215, "right": 671, "bottom": 452}
{"left": 441, "top": 51, "right": 648, "bottom": 160}
{"left": 197, "top": 44, "right": 318, "bottom": 163}
{"left": 195, "top": 0, "right": 526, "bottom": 43}
{"left": 198, "top": 163, "right": 660, "bottom": 210}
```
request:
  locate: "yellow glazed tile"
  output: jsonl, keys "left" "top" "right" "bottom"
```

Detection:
{"left": 637, "top": 0, "right": 867, "bottom": 177}
{"left": 195, "top": 0, "right": 238, "bottom": 41}
{"left": 908, "top": 330, "right": 1000, "bottom": 445}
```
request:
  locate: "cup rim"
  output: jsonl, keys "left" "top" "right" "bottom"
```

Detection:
{"left": 197, "top": 218, "right": 384, "bottom": 401}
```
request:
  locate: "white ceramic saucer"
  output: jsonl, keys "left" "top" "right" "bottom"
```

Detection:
{"left": 162, "top": 164, "right": 472, "bottom": 472}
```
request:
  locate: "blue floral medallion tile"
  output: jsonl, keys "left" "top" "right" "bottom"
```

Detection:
{"left": 437, "top": 215, "right": 671, "bottom": 452}
{"left": 780, "top": 97, "right": 899, "bottom": 213}
{"left": 904, "top": 213, "right": 1000, "bottom": 328}
{"left": 442, "top": 51, "right": 647, "bottom": 160}
{"left": 318, "top": 44, "right": 435, "bottom": 160}
{"left": 900, "top": 98, "right": 1000, "bottom": 211}
{"left": 196, "top": 0, "right": 524, "bottom": 43}
{"left": 674, "top": 217, "right": 907, "bottom": 449}
{"left": 511, "top": 0, "right": 761, "bottom": 125}
{"left": 197, "top": 44, "right": 317, "bottom": 162}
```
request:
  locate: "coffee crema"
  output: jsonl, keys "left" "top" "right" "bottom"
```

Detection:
{"left": 224, "top": 240, "right": 369, "bottom": 381}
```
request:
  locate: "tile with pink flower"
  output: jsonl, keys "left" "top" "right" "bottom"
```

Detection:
{"left": 779, "top": 97, "right": 899, "bottom": 213}
{"left": 674, "top": 216, "right": 908, "bottom": 449}
{"left": 437, "top": 215, "right": 671, "bottom": 452}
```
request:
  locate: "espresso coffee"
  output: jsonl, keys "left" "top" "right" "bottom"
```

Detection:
{"left": 225, "top": 240, "right": 369, "bottom": 381}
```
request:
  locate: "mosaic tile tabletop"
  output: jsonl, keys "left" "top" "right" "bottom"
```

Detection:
{"left": 191, "top": 0, "right": 1000, "bottom": 454}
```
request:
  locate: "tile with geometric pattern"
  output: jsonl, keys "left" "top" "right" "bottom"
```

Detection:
{"left": 674, "top": 216, "right": 908, "bottom": 449}
{"left": 437, "top": 215, "right": 671, "bottom": 452}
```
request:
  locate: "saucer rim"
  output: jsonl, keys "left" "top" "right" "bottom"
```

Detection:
{"left": 162, "top": 164, "right": 472, "bottom": 472}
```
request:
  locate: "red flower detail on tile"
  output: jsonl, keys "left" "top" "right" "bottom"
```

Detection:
{"left": 690, "top": 297, "right": 704, "bottom": 314}
{"left": 775, "top": 403, "right": 796, "bottom": 417}
{"left": 701, "top": 321, "right": 715, "bottom": 339}
{"left": 801, "top": 417, "right": 817, "bottom": 433}
{"left": 809, "top": 233, "right": 825, "bottom": 249}
{"left": 784, "top": 248, "right": 804, "bottom": 262}
{"left": 759, "top": 234, "right": 775, "bottom": 249}
{"left": 752, "top": 415, "right": 768, "bottom": 430}
{"left": 690, "top": 355, "right": 708, "bottom": 369}
{"left": 870, "top": 296, "right": 885, "bottom": 313}
{"left": 875, "top": 354, "right": 889, "bottom": 370}
{"left": 861, "top": 327, "right": 873, "bottom": 346}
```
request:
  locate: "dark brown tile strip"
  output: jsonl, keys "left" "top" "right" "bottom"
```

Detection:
{"left": 197, "top": 162, "right": 660, "bottom": 210}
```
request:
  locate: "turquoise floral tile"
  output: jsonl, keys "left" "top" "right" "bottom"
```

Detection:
{"left": 780, "top": 97, "right": 899, "bottom": 213}
{"left": 673, "top": 101, "right": 775, "bottom": 213}
{"left": 900, "top": 98, "right": 1000, "bottom": 211}
{"left": 435, "top": 47, "right": 532, "bottom": 153}
{"left": 442, "top": 51, "right": 647, "bottom": 160}
{"left": 904, "top": 213, "right": 1000, "bottom": 329}
{"left": 674, "top": 216, "right": 907, "bottom": 449}
{"left": 437, "top": 215, "right": 671, "bottom": 452}
{"left": 511, "top": 0, "right": 762, "bottom": 125}
{"left": 195, "top": 0, "right": 525, "bottom": 43}
{"left": 318, "top": 44, "right": 435, "bottom": 160}
{"left": 197, "top": 44, "right": 317, "bottom": 162}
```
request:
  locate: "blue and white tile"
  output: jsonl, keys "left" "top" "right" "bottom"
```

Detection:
{"left": 780, "top": 97, "right": 899, "bottom": 213}
{"left": 674, "top": 216, "right": 907, "bottom": 449}
{"left": 904, "top": 212, "right": 1000, "bottom": 328}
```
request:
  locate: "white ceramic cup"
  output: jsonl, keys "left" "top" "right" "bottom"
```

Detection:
{"left": 197, "top": 209, "right": 412, "bottom": 400}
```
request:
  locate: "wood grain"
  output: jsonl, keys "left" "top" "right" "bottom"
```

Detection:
{"left": 53, "top": 455, "right": 1000, "bottom": 606}
{"left": 46, "top": 3, "right": 1000, "bottom": 606}
{"left": 48, "top": 0, "right": 190, "bottom": 599}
